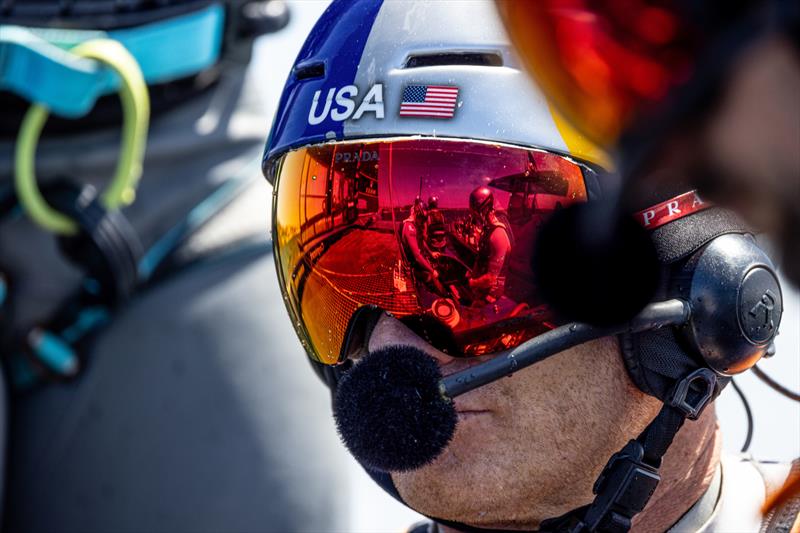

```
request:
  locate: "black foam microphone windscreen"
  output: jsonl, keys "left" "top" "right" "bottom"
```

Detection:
{"left": 333, "top": 345, "right": 457, "bottom": 472}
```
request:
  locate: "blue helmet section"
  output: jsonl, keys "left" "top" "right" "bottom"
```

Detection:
{"left": 264, "top": 0, "right": 384, "bottom": 164}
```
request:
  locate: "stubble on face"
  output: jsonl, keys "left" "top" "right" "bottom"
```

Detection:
{"left": 368, "top": 315, "right": 661, "bottom": 529}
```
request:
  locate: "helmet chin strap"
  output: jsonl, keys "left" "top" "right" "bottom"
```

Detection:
{"left": 538, "top": 368, "right": 723, "bottom": 533}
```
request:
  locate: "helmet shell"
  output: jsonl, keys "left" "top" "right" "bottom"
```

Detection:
{"left": 412, "top": 197, "right": 426, "bottom": 221}
{"left": 263, "top": 0, "right": 606, "bottom": 179}
{"left": 469, "top": 186, "right": 494, "bottom": 215}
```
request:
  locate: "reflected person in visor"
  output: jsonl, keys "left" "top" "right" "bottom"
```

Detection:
{"left": 264, "top": 1, "right": 796, "bottom": 532}
{"left": 401, "top": 196, "right": 441, "bottom": 294}
{"left": 466, "top": 186, "right": 513, "bottom": 304}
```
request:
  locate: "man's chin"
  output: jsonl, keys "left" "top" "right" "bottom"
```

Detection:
{"left": 391, "top": 463, "right": 540, "bottom": 530}
{"left": 390, "top": 429, "right": 534, "bottom": 529}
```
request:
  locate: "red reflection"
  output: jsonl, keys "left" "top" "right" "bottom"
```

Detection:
{"left": 274, "top": 139, "right": 589, "bottom": 363}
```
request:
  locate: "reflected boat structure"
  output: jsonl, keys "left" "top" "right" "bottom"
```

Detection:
{"left": 273, "top": 139, "right": 588, "bottom": 362}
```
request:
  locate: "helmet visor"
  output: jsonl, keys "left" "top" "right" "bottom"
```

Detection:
{"left": 271, "top": 138, "right": 589, "bottom": 364}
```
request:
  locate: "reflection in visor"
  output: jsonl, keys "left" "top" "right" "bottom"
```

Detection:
{"left": 272, "top": 139, "right": 589, "bottom": 364}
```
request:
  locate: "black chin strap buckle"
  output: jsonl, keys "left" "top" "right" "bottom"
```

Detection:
{"left": 577, "top": 440, "right": 661, "bottom": 532}
{"left": 542, "top": 368, "right": 721, "bottom": 533}
{"left": 668, "top": 368, "right": 717, "bottom": 420}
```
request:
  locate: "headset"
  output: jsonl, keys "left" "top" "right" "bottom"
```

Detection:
{"left": 326, "top": 199, "right": 795, "bottom": 533}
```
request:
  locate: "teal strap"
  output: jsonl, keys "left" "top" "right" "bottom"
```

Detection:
{"left": 0, "top": 273, "right": 7, "bottom": 307}
{"left": 10, "top": 307, "right": 110, "bottom": 387}
{"left": 0, "top": 3, "right": 224, "bottom": 118}
{"left": 28, "top": 328, "right": 80, "bottom": 377}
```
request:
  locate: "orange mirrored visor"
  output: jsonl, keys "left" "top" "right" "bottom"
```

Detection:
{"left": 496, "top": 0, "right": 701, "bottom": 145}
{"left": 272, "top": 138, "right": 589, "bottom": 364}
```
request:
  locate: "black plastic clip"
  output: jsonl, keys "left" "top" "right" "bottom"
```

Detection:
{"left": 582, "top": 440, "right": 661, "bottom": 531}
{"left": 668, "top": 368, "right": 717, "bottom": 420}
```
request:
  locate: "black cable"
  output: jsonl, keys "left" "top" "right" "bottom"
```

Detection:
{"left": 730, "top": 378, "right": 754, "bottom": 453}
{"left": 752, "top": 365, "right": 800, "bottom": 402}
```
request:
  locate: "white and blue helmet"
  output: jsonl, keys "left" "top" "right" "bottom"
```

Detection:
{"left": 262, "top": 0, "right": 608, "bottom": 180}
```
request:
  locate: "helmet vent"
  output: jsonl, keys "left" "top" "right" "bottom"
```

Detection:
{"left": 294, "top": 61, "right": 326, "bottom": 80}
{"left": 403, "top": 52, "right": 503, "bottom": 68}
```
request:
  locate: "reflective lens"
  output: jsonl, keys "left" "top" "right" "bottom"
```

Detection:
{"left": 272, "top": 139, "right": 589, "bottom": 364}
{"left": 496, "top": 0, "right": 701, "bottom": 145}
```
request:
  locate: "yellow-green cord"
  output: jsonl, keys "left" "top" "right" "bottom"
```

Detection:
{"left": 14, "top": 39, "right": 150, "bottom": 235}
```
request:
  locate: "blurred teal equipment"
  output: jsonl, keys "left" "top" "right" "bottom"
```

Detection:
{"left": 0, "top": 4, "right": 224, "bottom": 117}
{"left": 0, "top": 0, "right": 289, "bottom": 389}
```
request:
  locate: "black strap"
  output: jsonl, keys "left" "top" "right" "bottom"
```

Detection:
{"left": 46, "top": 181, "right": 142, "bottom": 303}
{"left": 539, "top": 368, "right": 720, "bottom": 533}
{"left": 3, "top": 173, "right": 267, "bottom": 391}
{"left": 2, "top": 180, "right": 143, "bottom": 387}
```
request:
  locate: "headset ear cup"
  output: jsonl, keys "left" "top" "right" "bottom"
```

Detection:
{"left": 683, "top": 233, "right": 783, "bottom": 375}
{"left": 620, "top": 328, "right": 709, "bottom": 402}
{"left": 619, "top": 332, "right": 656, "bottom": 397}
{"left": 621, "top": 233, "right": 783, "bottom": 397}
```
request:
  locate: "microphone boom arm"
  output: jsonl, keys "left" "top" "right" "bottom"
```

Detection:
{"left": 440, "top": 299, "right": 691, "bottom": 399}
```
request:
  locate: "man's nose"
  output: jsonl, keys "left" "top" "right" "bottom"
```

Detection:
{"left": 366, "top": 313, "right": 494, "bottom": 376}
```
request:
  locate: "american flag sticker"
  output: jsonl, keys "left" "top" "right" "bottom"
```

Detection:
{"left": 399, "top": 85, "right": 459, "bottom": 118}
